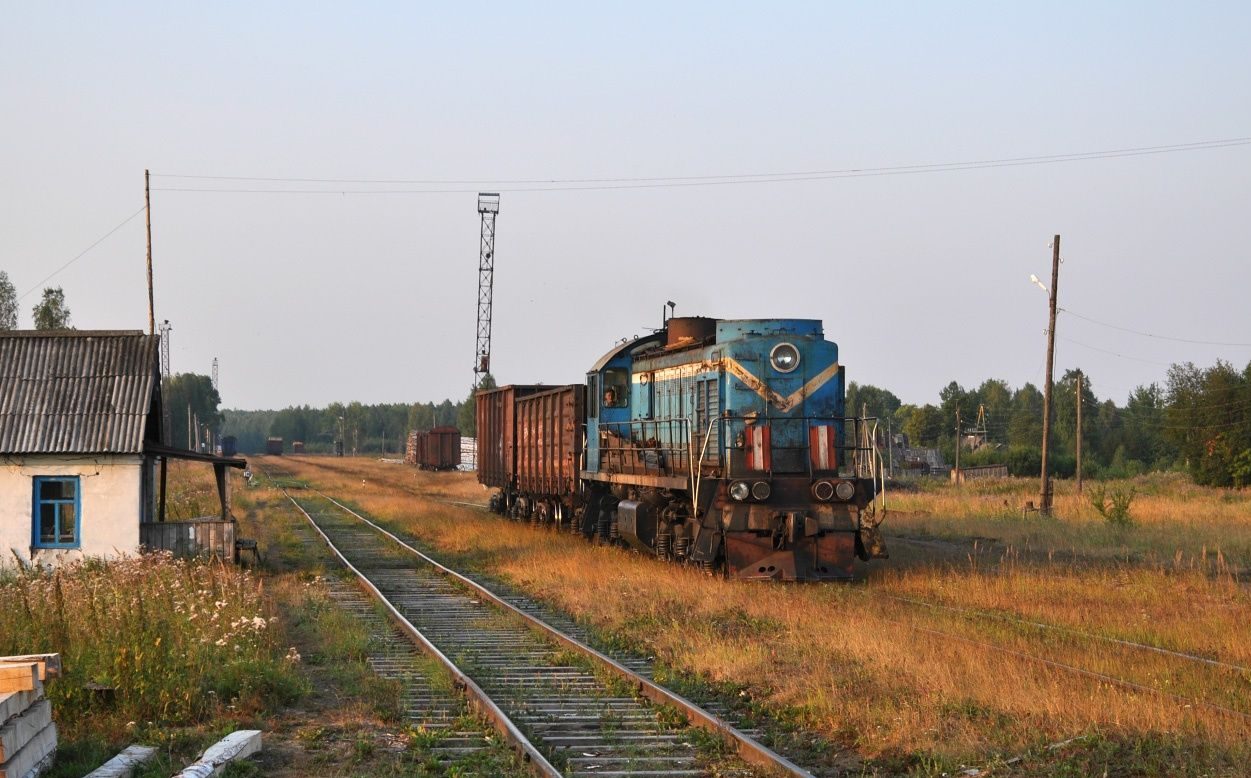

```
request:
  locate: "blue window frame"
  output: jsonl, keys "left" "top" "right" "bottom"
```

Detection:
{"left": 33, "top": 477, "right": 81, "bottom": 549}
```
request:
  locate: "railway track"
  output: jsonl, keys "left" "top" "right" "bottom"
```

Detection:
{"left": 263, "top": 468, "right": 811, "bottom": 778}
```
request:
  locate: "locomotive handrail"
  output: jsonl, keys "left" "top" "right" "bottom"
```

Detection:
{"left": 594, "top": 414, "right": 882, "bottom": 480}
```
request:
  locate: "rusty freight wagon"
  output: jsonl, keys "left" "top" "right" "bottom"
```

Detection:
{"left": 406, "top": 427, "right": 463, "bottom": 470}
{"left": 265, "top": 437, "right": 284, "bottom": 455}
{"left": 476, "top": 385, "right": 585, "bottom": 522}
{"left": 423, "top": 426, "right": 462, "bottom": 470}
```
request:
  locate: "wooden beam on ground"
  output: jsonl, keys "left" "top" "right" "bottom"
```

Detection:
{"left": 0, "top": 699, "right": 52, "bottom": 762}
{"left": 84, "top": 745, "right": 159, "bottom": 778}
{"left": 173, "top": 730, "right": 261, "bottom": 777}
{"left": 0, "top": 720, "right": 56, "bottom": 778}
{"left": 0, "top": 692, "right": 40, "bottom": 727}
{"left": 0, "top": 656, "right": 60, "bottom": 682}
{"left": 0, "top": 666, "right": 37, "bottom": 695}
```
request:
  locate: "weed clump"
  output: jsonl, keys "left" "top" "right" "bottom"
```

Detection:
{"left": 1089, "top": 484, "right": 1136, "bottom": 527}
{"left": 0, "top": 552, "right": 306, "bottom": 736}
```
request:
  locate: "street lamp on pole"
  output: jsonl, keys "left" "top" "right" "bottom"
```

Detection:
{"left": 1031, "top": 235, "right": 1061, "bottom": 516}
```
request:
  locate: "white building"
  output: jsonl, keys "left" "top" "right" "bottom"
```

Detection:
{"left": 0, "top": 330, "right": 243, "bottom": 566}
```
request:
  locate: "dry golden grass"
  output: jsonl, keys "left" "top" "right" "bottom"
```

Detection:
{"left": 886, "top": 473, "right": 1251, "bottom": 574}
{"left": 260, "top": 456, "right": 1251, "bottom": 772}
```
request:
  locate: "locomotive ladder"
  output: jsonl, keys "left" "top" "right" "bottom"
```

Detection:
{"left": 279, "top": 484, "right": 817, "bottom": 778}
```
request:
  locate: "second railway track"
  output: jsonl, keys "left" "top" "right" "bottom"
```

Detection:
{"left": 265, "top": 468, "right": 810, "bottom": 778}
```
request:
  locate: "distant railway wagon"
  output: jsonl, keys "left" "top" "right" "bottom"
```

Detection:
{"left": 406, "top": 426, "right": 464, "bottom": 470}
{"left": 292, "top": 441, "right": 305, "bottom": 454}
{"left": 266, "top": 437, "right": 284, "bottom": 456}
{"left": 475, "top": 316, "right": 888, "bottom": 582}
{"left": 221, "top": 435, "right": 237, "bottom": 457}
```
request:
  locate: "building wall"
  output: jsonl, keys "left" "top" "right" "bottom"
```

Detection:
{"left": 0, "top": 454, "right": 143, "bottom": 566}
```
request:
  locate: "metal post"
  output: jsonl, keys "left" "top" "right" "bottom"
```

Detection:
{"left": 1076, "top": 371, "right": 1083, "bottom": 494}
{"left": 1040, "top": 235, "right": 1060, "bottom": 515}
{"left": 145, "top": 169, "right": 155, "bottom": 336}
{"left": 887, "top": 417, "right": 894, "bottom": 478}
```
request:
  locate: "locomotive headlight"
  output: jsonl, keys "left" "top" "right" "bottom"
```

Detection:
{"left": 834, "top": 480, "right": 856, "bottom": 501}
{"left": 751, "top": 481, "right": 772, "bottom": 501}
{"left": 812, "top": 480, "right": 835, "bottom": 501}
{"left": 729, "top": 481, "right": 750, "bottom": 501}
{"left": 770, "top": 343, "right": 800, "bottom": 373}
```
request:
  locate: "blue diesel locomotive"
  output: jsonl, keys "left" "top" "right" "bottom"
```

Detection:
{"left": 477, "top": 315, "right": 887, "bottom": 581}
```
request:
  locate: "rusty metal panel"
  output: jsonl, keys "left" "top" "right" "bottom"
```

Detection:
{"left": 0, "top": 331, "right": 160, "bottom": 454}
{"left": 515, "top": 385, "right": 585, "bottom": 496}
{"left": 475, "top": 385, "right": 545, "bottom": 489}
{"left": 428, "top": 426, "right": 461, "bottom": 469}
{"left": 725, "top": 530, "right": 854, "bottom": 581}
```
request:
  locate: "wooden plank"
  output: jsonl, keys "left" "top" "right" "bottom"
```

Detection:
{"left": 0, "top": 657, "right": 59, "bottom": 682}
{"left": 0, "top": 700, "right": 51, "bottom": 762}
{"left": 0, "top": 667, "right": 36, "bottom": 695}
{"left": 0, "top": 693, "right": 40, "bottom": 728}
{"left": 0, "top": 720, "right": 56, "bottom": 778}
{"left": 174, "top": 730, "right": 261, "bottom": 778}
{"left": 83, "top": 744, "right": 159, "bottom": 778}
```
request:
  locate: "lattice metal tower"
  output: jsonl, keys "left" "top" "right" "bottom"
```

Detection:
{"left": 158, "top": 320, "right": 172, "bottom": 378}
{"left": 474, "top": 193, "right": 500, "bottom": 387}
{"left": 212, "top": 357, "right": 219, "bottom": 392}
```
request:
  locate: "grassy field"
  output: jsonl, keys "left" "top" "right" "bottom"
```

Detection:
{"left": 886, "top": 473, "right": 1251, "bottom": 573}
{"left": 264, "top": 455, "right": 1251, "bottom": 776}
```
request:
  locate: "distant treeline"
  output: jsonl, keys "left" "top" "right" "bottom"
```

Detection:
{"left": 851, "top": 359, "right": 1251, "bottom": 487}
{"left": 223, "top": 398, "right": 474, "bottom": 456}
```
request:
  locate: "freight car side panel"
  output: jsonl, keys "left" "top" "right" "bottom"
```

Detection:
{"left": 429, "top": 426, "right": 461, "bottom": 469}
{"left": 475, "top": 385, "right": 546, "bottom": 489}
{"left": 515, "top": 385, "right": 584, "bottom": 496}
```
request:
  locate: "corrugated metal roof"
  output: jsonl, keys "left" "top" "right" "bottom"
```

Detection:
{"left": 0, "top": 330, "right": 160, "bottom": 454}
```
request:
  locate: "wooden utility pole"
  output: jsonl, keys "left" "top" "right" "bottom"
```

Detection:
{"left": 1076, "top": 371, "right": 1084, "bottom": 494}
{"left": 145, "top": 169, "right": 155, "bottom": 335}
{"left": 954, "top": 408, "right": 962, "bottom": 485}
{"left": 1039, "top": 235, "right": 1061, "bottom": 515}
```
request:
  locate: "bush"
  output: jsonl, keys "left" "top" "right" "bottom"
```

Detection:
{"left": 1089, "top": 484, "right": 1136, "bottom": 526}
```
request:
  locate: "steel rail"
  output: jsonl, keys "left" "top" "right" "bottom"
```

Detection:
{"left": 314, "top": 488, "right": 817, "bottom": 778}
{"left": 280, "top": 487, "right": 563, "bottom": 778}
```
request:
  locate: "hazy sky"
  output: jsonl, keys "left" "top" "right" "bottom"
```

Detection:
{"left": 4, "top": 3, "right": 1249, "bottom": 411}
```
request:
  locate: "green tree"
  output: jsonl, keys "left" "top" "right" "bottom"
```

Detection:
{"left": 1007, "top": 383, "right": 1044, "bottom": 448}
{"left": 32, "top": 287, "right": 71, "bottom": 330}
{"left": 903, "top": 404, "right": 945, "bottom": 447}
{"left": 408, "top": 402, "right": 435, "bottom": 432}
{"left": 973, "top": 379, "right": 1012, "bottom": 444}
{"left": 164, "top": 373, "right": 222, "bottom": 450}
{"left": 458, "top": 374, "right": 496, "bottom": 436}
{"left": 1165, "top": 360, "right": 1250, "bottom": 486}
{"left": 1122, "top": 383, "right": 1168, "bottom": 467}
{"left": 845, "top": 382, "right": 902, "bottom": 420}
{"left": 0, "top": 271, "right": 17, "bottom": 330}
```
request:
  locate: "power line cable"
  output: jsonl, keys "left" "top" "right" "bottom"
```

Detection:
{"left": 1061, "top": 308, "right": 1251, "bottom": 348}
{"left": 1057, "top": 335, "right": 1173, "bottom": 367}
{"left": 19, "top": 205, "right": 147, "bottom": 300}
{"left": 150, "top": 135, "right": 1251, "bottom": 194}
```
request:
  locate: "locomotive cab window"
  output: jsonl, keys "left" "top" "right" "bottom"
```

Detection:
{"left": 602, "top": 369, "right": 628, "bottom": 408}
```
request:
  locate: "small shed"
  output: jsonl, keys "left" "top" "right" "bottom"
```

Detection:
{"left": 0, "top": 330, "right": 245, "bottom": 566}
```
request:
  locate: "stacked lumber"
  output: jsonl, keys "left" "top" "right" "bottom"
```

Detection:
{"left": 0, "top": 655, "right": 60, "bottom": 778}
